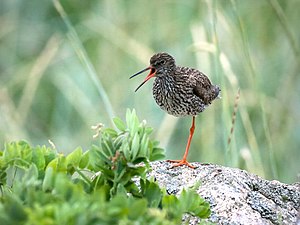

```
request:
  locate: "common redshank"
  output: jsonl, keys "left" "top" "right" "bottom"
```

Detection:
{"left": 130, "top": 52, "right": 220, "bottom": 168}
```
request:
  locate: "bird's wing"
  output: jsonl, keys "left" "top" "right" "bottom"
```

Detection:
{"left": 174, "top": 66, "right": 219, "bottom": 104}
{"left": 188, "top": 69, "right": 214, "bottom": 104}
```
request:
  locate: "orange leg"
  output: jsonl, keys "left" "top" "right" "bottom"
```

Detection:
{"left": 167, "top": 116, "right": 196, "bottom": 169}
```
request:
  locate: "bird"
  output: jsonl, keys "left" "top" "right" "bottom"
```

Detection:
{"left": 130, "top": 52, "right": 220, "bottom": 168}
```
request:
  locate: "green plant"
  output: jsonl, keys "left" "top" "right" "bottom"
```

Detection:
{"left": 0, "top": 109, "right": 211, "bottom": 225}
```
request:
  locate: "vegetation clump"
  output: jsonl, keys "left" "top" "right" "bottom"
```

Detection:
{"left": 0, "top": 109, "right": 211, "bottom": 225}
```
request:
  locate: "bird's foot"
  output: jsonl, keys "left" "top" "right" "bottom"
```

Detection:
{"left": 166, "top": 159, "right": 195, "bottom": 169}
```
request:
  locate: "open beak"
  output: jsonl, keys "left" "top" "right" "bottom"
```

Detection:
{"left": 130, "top": 66, "right": 156, "bottom": 92}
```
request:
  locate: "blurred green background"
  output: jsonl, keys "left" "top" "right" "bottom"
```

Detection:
{"left": 0, "top": 0, "right": 299, "bottom": 183}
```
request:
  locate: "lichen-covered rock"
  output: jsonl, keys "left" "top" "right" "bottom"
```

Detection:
{"left": 148, "top": 161, "right": 300, "bottom": 225}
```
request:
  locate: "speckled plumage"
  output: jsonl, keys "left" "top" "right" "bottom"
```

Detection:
{"left": 150, "top": 53, "right": 220, "bottom": 117}
{"left": 130, "top": 52, "right": 220, "bottom": 168}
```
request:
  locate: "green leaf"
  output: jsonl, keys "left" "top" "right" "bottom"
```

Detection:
{"left": 131, "top": 133, "right": 140, "bottom": 160}
{"left": 22, "top": 164, "right": 39, "bottom": 183}
{"left": 132, "top": 157, "right": 147, "bottom": 164}
{"left": 53, "top": 173, "right": 75, "bottom": 200}
{"left": 126, "top": 108, "right": 133, "bottom": 128}
{"left": 128, "top": 198, "right": 147, "bottom": 220}
{"left": 104, "top": 128, "right": 118, "bottom": 137}
{"left": 42, "top": 167, "right": 54, "bottom": 191}
{"left": 179, "top": 189, "right": 211, "bottom": 219}
{"left": 32, "top": 146, "right": 46, "bottom": 171}
{"left": 162, "top": 194, "right": 180, "bottom": 209}
{"left": 145, "top": 127, "right": 153, "bottom": 135}
{"left": 162, "top": 194, "right": 181, "bottom": 221}
{"left": 46, "top": 158, "right": 58, "bottom": 170}
{"left": 66, "top": 147, "right": 82, "bottom": 167}
{"left": 88, "top": 145, "right": 109, "bottom": 170}
{"left": 142, "top": 180, "right": 162, "bottom": 208}
{"left": 42, "top": 146, "right": 57, "bottom": 166}
{"left": 126, "top": 109, "right": 139, "bottom": 136}
{"left": 101, "top": 139, "right": 114, "bottom": 158}
{"left": 139, "top": 134, "right": 149, "bottom": 158}
{"left": 3, "top": 141, "right": 32, "bottom": 168}
{"left": 79, "top": 150, "right": 89, "bottom": 169}
{"left": 195, "top": 204, "right": 211, "bottom": 219}
{"left": 113, "top": 117, "right": 126, "bottom": 132}
{"left": 120, "top": 140, "right": 130, "bottom": 161}
{"left": 20, "top": 143, "right": 32, "bottom": 163}
{"left": 107, "top": 194, "right": 128, "bottom": 217}
{"left": 150, "top": 147, "right": 165, "bottom": 161}
{"left": 46, "top": 154, "right": 67, "bottom": 172}
{"left": 3, "top": 194, "right": 27, "bottom": 223}
{"left": 113, "top": 135, "right": 124, "bottom": 150}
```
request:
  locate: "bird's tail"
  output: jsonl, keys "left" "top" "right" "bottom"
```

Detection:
{"left": 213, "top": 85, "right": 221, "bottom": 100}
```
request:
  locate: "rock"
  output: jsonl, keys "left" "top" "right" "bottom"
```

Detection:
{"left": 148, "top": 161, "right": 300, "bottom": 225}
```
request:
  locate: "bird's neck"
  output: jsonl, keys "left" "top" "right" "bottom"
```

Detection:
{"left": 155, "top": 74, "right": 175, "bottom": 82}
{"left": 153, "top": 74, "right": 176, "bottom": 92}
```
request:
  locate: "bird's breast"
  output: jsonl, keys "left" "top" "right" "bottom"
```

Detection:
{"left": 152, "top": 76, "right": 206, "bottom": 117}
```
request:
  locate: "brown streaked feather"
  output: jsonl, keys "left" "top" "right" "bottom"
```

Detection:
{"left": 191, "top": 70, "right": 219, "bottom": 105}
{"left": 145, "top": 53, "right": 220, "bottom": 117}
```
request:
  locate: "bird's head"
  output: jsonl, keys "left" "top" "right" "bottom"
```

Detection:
{"left": 130, "top": 52, "right": 176, "bottom": 92}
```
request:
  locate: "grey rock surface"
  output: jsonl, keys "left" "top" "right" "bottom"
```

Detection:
{"left": 148, "top": 161, "right": 300, "bottom": 225}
